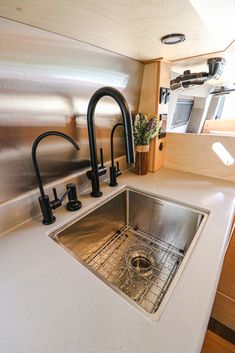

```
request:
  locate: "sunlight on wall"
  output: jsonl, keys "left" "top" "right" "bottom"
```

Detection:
{"left": 220, "top": 94, "right": 235, "bottom": 120}
{"left": 212, "top": 142, "right": 234, "bottom": 166}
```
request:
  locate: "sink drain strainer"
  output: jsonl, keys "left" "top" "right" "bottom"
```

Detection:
{"left": 131, "top": 255, "right": 152, "bottom": 270}
{"left": 125, "top": 243, "right": 155, "bottom": 277}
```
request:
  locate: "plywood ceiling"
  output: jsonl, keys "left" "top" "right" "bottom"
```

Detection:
{"left": 0, "top": 0, "right": 235, "bottom": 61}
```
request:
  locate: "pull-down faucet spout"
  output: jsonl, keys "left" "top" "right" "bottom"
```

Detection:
{"left": 87, "top": 86, "right": 135, "bottom": 197}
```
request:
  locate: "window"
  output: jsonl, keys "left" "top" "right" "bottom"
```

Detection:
{"left": 171, "top": 98, "right": 194, "bottom": 128}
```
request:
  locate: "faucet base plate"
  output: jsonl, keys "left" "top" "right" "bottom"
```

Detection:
{"left": 66, "top": 201, "right": 82, "bottom": 212}
{"left": 109, "top": 182, "right": 118, "bottom": 187}
{"left": 42, "top": 216, "right": 56, "bottom": 225}
{"left": 90, "top": 191, "right": 102, "bottom": 197}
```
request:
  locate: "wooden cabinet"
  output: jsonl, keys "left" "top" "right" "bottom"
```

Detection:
{"left": 212, "top": 227, "right": 235, "bottom": 331}
{"left": 201, "top": 224, "right": 235, "bottom": 353}
{"left": 138, "top": 59, "right": 170, "bottom": 172}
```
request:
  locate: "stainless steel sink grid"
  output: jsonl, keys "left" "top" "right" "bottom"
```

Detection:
{"left": 51, "top": 189, "right": 208, "bottom": 316}
{"left": 85, "top": 225, "right": 183, "bottom": 313}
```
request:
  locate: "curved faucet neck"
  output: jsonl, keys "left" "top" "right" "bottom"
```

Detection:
{"left": 87, "top": 86, "right": 134, "bottom": 197}
{"left": 32, "top": 131, "right": 79, "bottom": 198}
{"left": 87, "top": 86, "right": 134, "bottom": 166}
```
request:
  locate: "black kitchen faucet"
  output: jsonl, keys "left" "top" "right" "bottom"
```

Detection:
{"left": 32, "top": 131, "right": 82, "bottom": 225}
{"left": 86, "top": 86, "right": 135, "bottom": 197}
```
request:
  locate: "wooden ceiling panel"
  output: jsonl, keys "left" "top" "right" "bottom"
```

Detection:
{"left": 0, "top": 0, "right": 234, "bottom": 61}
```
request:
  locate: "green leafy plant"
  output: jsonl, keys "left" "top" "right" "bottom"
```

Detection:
{"left": 133, "top": 113, "right": 162, "bottom": 145}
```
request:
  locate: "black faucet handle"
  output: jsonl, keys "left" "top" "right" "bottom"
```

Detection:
{"left": 116, "top": 161, "right": 122, "bottom": 177}
{"left": 99, "top": 148, "right": 105, "bottom": 168}
{"left": 66, "top": 183, "right": 82, "bottom": 211}
{"left": 98, "top": 147, "right": 106, "bottom": 176}
{"left": 53, "top": 187, "right": 58, "bottom": 200}
{"left": 50, "top": 187, "right": 62, "bottom": 209}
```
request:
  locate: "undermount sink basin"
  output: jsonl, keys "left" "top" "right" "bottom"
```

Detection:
{"left": 50, "top": 188, "right": 208, "bottom": 316}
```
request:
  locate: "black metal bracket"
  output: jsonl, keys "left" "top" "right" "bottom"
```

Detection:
{"left": 159, "top": 87, "right": 170, "bottom": 104}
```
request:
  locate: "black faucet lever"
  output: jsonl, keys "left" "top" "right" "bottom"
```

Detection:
{"left": 116, "top": 161, "right": 122, "bottom": 177}
{"left": 50, "top": 187, "right": 62, "bottom": 209}
{"left": 87, "top": 147, "right": 106, "bottom": 182}
{"left": 53, "top": 188, "right": 58, "bottom": 200}
{"left": 98, "top": 148, "right": 106, "bottom": 175}
{"left": 109, "top": 123, "right": 123, "bottom": 187}
{"left": 51, "top": 183, "right": 82, "bottom": 212}
{"left": 99, "top": 148, "right": 104, "bottom": 169}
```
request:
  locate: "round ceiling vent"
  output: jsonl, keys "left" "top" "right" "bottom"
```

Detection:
{"left": 161, "top": 33, "right": 186, "bottom": 45}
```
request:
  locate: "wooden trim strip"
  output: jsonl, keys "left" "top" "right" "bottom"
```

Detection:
{"left": 171, "top": 40, "right": 235, "bottom": 63}
{"left": 141, "top": 57, "right": 171, "bottom": 64}
{"left": 217, "top": 291, "right": 235, "bottom": 303}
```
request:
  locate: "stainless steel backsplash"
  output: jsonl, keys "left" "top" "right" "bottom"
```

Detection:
{"left": 0, "top": 18, "right": 143, "bottom": 203}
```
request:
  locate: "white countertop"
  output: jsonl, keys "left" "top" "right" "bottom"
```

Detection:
{"left": 0, "top": 168, "right": 234, "bottom": 353}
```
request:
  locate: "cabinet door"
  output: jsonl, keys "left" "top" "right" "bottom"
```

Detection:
{"left": 212, "top": 227, "right": 235, "bottom": 330}
{"left": 218, "top": 232, "right": 235, "bottom": 300}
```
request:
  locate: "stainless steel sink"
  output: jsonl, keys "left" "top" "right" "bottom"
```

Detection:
{"left": 50, "top": 188, "right": 208, "bottom": 315}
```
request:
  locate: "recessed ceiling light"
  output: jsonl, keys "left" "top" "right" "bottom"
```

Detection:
{"left": 161, "top": 33, "right": 186, "bottom": 45}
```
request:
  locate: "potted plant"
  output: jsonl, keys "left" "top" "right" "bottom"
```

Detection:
{"left": 133, "top": 113, "right": 161, "bottom": 175}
